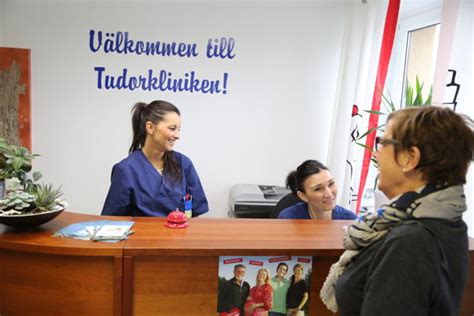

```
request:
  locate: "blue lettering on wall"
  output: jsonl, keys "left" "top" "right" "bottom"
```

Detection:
{"left": 90, "top": 30, "right": 235, "bottom": 95}
{"left": 206, "top": 37, "right": 235, "bottom": 59}
{"left": 89, "top": 30, "right": 199, "bottom": 57}
{"left": 94, "top": 67, "right": 228, "bottom": 95}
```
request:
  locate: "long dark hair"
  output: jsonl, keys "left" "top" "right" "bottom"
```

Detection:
{"left": 129, "top": 100, "right": 182, "bottom": 183}
{"left": 286, "top": 160, "right": 329, "bottom": 195}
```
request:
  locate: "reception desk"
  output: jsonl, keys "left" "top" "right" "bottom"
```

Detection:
{"left": 0, "top": 211, "right": 473, "bottom": 315}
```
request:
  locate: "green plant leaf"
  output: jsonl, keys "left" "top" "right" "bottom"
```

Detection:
{"left": 405, "top": 84, "right": 413, "bottom": 106}
{"left": 415, "top": 76, "right": 422, "bottom": 94}
{"left": 376, "top": 123, "right": 387, "bottom": 131}
{"left": 33, "top": 171, "right": 42, "bottom": 182}
{"left": 0, "top": 139, "right": 8, "bottom": 152}
{"left": 413, "top": 83, "right": 424, "bottom": 105}
{"left": 357, "top": 127, "right": 378, "bottom": 140}
{"left": 425, "top": 86, "right": 433, "bottom": 105}
{"left": 11, "top": 157, "right": 25, "bottom": 171}
{"left": 355, "top": 142, "right": 374, "bottom": 152}
{"left": 363, "top": 110, "right": 386, "bottom": 116}
{"left": 411, "top": 76, "right": 426, "bottom": 105}
{"left": 381, "top": 90, "right": 396, "bottom": 112}
{"left": 0, "top": 140, "right": 39, "bottom": 184}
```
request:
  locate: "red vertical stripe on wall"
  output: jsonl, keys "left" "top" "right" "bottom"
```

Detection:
{"left": 356, "top": 0, "right": 401, "bottom": 212}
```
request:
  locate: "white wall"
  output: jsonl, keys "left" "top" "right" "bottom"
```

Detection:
{"left": 1, "top": 0, "right": 352, "bottom": 217}
{"left": 449, "top": 0, "right": 473, "bottom": 236}
{"left": 0, "top": 1, "right": 4, "bottom": 43}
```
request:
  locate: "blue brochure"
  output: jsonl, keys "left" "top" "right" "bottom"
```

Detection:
{"left": 54, "top": 220, "right": 134, "bottom": 242}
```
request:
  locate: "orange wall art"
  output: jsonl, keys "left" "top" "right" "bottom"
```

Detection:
{"left": 0, "top": 47, "right": 31, "bottom": 149}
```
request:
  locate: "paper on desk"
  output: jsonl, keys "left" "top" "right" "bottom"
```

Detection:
{"left": 54, "top": 220, "right": 134, "bottom": 242}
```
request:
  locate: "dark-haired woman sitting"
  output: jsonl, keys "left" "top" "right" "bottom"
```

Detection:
{"left": 278, "top": 160, "right": 356, "bottom": 220}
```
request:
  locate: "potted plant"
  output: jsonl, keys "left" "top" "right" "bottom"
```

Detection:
{"left": 0, "top": 138, "right": 40, "bottom": 195}
{"left": 0, "top": 138, "right": 67, "bottom": 227}
{"left": 356, "top": 76, "right": 432, "bottom": 158}
{"left": 355, "top": 77, "right": 432, "bottom": 210}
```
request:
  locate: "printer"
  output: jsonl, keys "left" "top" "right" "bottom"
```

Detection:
{"left": 229, "top": 184, "right": 291, "bottom": 218}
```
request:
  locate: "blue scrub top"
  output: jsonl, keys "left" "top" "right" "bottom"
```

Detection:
{"left": 102, "top": 150, "right": 209, "bottom": 217}
{"left": 278, "top": 202, "right": 356, "bottom": 220}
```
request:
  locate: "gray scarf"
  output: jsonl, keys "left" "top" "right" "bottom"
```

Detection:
{"left": 320, "top": 184, "right": 467, "bottom": 312}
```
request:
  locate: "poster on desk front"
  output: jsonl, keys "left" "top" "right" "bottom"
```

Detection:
{"left": 217, "top": 256, "right": 312, "bottom": 316}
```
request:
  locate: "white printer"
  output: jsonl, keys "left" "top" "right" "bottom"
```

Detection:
{"left": 229, "top": 184, "right": 291, "bottom": 218}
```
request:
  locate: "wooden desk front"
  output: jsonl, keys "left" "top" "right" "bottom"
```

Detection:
{"left": 0, "top": 212, "right": 473, "bottom": 316}
{"left": 123, "top": 217, "right": 347, "bottom": 315}
{"left": 0, "top": 212, "right": 127, "bottom": 316}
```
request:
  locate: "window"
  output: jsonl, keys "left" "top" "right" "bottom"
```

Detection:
{"left": 384, "top": 2, "right": 442, "bottom": 107}
{"left": 402, "top": 23, "right": 440, "bottom": 104}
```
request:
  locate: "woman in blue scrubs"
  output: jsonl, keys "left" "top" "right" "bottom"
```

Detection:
{"left": 102, "top": 100, "right": 209, "bottom": 217}
{"left": 278, "top": 160, "right": 356, "bottom": 220}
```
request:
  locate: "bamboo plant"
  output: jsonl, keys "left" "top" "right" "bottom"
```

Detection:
{"left": 355, "top": 76, "right": 432, "bottom": 188}
{"left": 356, "top": 76, "right": 432, "bottom": 160}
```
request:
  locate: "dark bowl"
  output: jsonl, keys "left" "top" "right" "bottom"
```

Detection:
{"left": 0, "top": 208, "right": 64, "bottom": 229}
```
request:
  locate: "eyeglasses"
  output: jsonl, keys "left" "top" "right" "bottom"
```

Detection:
{"left": 375, "top": 136, "right": 398, "bottom": 151}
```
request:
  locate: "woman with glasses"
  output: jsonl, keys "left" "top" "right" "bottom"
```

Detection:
{"left": 375, "top": 136, "right": 398, "bottom": 151}
{"left": 278, "top": 160, "right": 356, "bottom": 220}
{"left": 321, "top": 106, "right": 473, "bottom": 316}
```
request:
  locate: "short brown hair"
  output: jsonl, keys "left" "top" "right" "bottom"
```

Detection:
{"left": 387, "top": 106, "right": 473, "bottom": 186}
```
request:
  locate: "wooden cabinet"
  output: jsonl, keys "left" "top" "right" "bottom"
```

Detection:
{"left": 0, "top": 212, "right": 473, "bottom": 315}
{"left": 122, "top": 217, "right": 347, "bottom": 316}
{"left": 0, "top": 212, "right": 125, "bottom": 316}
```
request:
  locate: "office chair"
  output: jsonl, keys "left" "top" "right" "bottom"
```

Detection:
{"left": 270, "top": 193, "right": 302, "bottom": 218}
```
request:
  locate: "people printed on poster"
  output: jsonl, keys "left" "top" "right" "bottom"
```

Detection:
{"left": 286, "top": 264, "right": 309, "bottom": 316}
{"left": 269, "top": 263, "right": 291, "bottom": 316}
{"left": 217, "top": 264, "right": 251, "bottom": 316}
{"left": 244, "top": 268, "right": 273, "bottom": 316}
{"left": 217, "top": 256, "right": 312, "bottom": 316}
